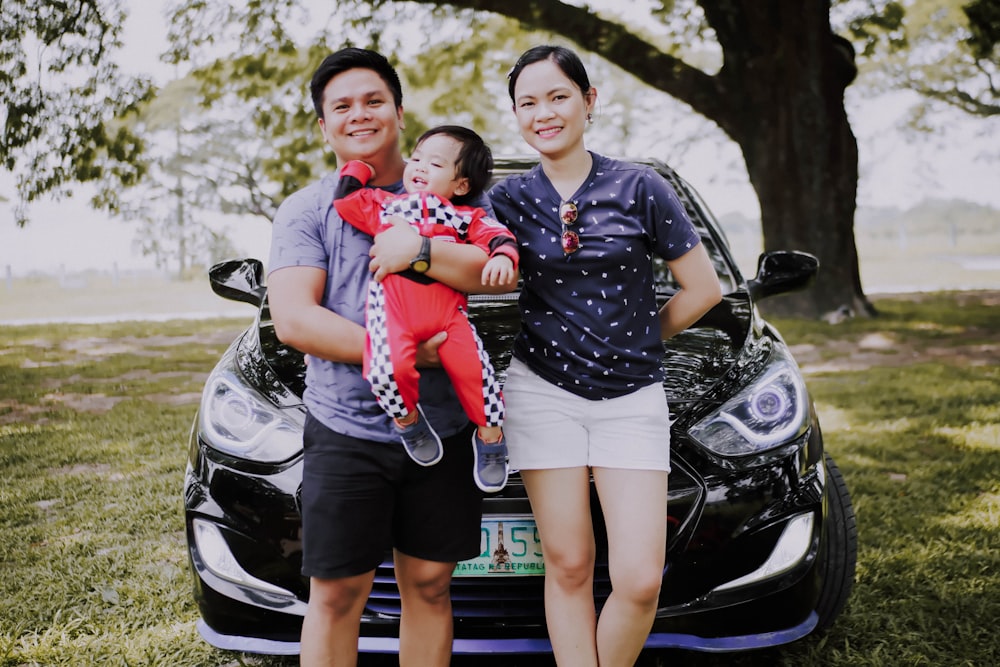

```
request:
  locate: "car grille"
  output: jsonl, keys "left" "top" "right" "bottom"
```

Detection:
{"left": 363, "top": 463, "right": 703, "bottom": 622}
{"left": 367, "top": 560, "right": 613, "bottom": 621}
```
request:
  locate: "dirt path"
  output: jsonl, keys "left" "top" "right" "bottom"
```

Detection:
{"left": 790, "top": 290, "right": 1000, "bottom": 374}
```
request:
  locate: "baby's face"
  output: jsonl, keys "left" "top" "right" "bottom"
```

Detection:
{"left": 404, "top": 133, "right": 468, "bottom": 200}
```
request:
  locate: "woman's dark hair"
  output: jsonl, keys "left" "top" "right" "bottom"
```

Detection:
{"left": 310, "top": 47, "right": 403, "bottom": 118}
{"left": 416, "top": 125, "right": 493, "bottom": 206}
{"left": 506, "top": 45, "right": 592, "bottom": 102}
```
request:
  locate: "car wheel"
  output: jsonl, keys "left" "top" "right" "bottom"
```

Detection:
{"left": 814, "top": 452, "right": 858, "bottom": 631}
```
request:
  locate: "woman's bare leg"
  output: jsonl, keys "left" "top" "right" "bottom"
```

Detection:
{"left": 592, "top": 467, "right": 668, "bottom": 667}
{"left": 521, "top": 467, "right": 599, "bottom": 667}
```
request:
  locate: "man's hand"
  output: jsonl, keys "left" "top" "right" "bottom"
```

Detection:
{"left": 415, "top": 331, "right": 447, "bottom": 367}
{"left": 369, "top": 216, "right": 421, "bottom": 281}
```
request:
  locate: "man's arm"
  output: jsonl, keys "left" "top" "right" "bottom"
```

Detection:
{"left": 369, "top": 218, "right": 514, "bottom": 294}
{"left": 268, "top": 264, "right": 448, "bottom": 366}
{"left": 268, "top": 265, "right": 366, "bottom": 364}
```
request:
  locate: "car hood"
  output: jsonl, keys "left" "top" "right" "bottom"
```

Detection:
{"left": 251, "top": 291, "right": 754, "bottom": 417}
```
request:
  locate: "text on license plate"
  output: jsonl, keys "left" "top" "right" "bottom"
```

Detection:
{"left": 453, "top": 517, "right": 545, "bottom": 577}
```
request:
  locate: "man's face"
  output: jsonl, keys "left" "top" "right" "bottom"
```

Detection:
{"left": 317, "top": 67, "right": 404, "bottom": 164}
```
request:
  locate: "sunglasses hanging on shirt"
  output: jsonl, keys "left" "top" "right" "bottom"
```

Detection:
{"left": 559, "top": 201, "right": 580, "bottom": 255}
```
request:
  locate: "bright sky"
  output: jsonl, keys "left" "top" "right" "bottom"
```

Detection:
{"left": 2, "top": 1, "right": 998, "bottom": 277}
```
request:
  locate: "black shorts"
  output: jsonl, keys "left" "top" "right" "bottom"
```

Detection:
{"left": 300, "top": 414, "right": 484, "bottom": 579}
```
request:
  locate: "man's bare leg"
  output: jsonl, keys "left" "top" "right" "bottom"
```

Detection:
{"left": 299, "top": 571, "right": 374, "bottom": 666}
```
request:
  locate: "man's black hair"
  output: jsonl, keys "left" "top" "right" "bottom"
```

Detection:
{"left": 310, "top": 47, "right": 403, "bottom": 117}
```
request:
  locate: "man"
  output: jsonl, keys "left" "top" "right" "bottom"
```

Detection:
{"left": 267, "top": 48, "right": 513, "bottom": 666}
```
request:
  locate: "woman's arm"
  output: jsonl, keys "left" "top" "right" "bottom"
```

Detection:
{"left": 658, "top": 243, "right": 724, "bottom": 340}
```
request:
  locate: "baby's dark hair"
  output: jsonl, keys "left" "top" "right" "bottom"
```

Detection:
{"left": 416, "top": 125, "right": 493, "bottom": 206}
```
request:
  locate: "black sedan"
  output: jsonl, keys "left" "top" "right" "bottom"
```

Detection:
{"left": 184, "top": 157, "right": 857, "bottom": 657}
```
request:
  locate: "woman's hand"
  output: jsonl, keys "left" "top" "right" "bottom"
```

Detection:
{"left": 659, "top": 244, "right": 724, "bottom": 339}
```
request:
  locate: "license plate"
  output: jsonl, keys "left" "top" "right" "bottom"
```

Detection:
{"left": 453, "top": 516, "right": 545, "bottom": 577}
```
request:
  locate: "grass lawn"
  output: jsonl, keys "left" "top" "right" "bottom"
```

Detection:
{"left": 1, "top": 292, "right": 998, "bottom": 666}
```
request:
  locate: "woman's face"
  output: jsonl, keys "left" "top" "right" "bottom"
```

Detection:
{"left": 511, "top": 58, "right": 594, "bottom": 160}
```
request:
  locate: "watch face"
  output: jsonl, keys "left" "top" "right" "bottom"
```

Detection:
{"left": 410, "top": 236, "right": 431, "bottom": 273}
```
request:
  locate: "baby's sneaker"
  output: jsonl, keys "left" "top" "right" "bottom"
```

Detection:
{"left": 472, "top": 430, "right": 509, "bottom": 493}
{"left": 395, "top": 405, "right": 443, "bottom": 466}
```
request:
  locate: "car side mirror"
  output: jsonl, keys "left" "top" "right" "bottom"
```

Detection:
{"left": 747, "top": 251, "right": 819, "bottom": 300}
{"left": 209, "top": 258, "right": 267, "bottom": 307}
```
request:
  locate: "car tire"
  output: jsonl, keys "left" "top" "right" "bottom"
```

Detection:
{"left": 814, "top": 453, "right": 858, "bottom": 631}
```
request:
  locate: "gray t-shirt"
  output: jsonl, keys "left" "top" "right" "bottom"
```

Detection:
{"left": 268, "top": 172, "right": 469, "bottom": 443}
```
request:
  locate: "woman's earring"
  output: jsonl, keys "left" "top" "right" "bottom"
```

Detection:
{"left": 587, "top": 113, "right": 593, "bottom": 124}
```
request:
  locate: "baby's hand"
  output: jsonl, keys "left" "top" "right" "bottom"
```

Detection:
{"left": 481, "top": 255, "right": 516, "bottom": 287}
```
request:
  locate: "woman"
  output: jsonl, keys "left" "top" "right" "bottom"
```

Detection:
{"left": 489, "top": 45, "right": 723, "bottom": 666}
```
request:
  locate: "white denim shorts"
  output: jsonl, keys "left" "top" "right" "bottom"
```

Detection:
{"left": 501, "top": 357, "right": 672, "bottom": 472}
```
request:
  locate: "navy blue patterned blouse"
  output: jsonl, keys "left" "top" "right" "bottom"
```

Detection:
{"left": 488, "top": 153, "right": 702, "bottom": 400}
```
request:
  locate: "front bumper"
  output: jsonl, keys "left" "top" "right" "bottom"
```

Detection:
{"left": 186, "top": 454, "right": 823, "bottom": 655}
{"left": 186, "top": 416, "right": 827, "bottom": 656}
{"left": 196, "top": 611, "right": 818, "bottom": 655}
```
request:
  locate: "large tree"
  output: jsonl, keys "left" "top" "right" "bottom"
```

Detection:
{"left": 858, "top": 0, "right": 999, "bottom": 120}
{"left": 846, "top": 0, "right": 999, "bottom": 173}
{"left": 6, "top": 1, "right": 985, "bottom": 318}
{"left": 376, "top": 0, "right": 870, "bottom": 318}
{"left": 173, "top": 0, "right": 882, "bottom": 318}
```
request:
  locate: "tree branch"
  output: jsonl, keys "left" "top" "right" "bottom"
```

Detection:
{"left": 402, "top": 0, "right": 726, "bottom": 120}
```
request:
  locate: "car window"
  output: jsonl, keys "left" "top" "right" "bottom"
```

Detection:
{"left": 652, "top": 230, "right": 736, "bottom": 297}
{"left": 650, "top": 168, "right": 741, "bottom": 296}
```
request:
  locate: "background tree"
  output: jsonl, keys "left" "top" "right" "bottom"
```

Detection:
{"left": 162, "top": 4, "right": 722, "bottom": 219}
{"left": 0, "top": 0, "right": 151, "bottom": 225}
{"left": 167, "top": 0, "right": 891, "bottom": 318}
{"left": 116, "top": 78, "right": 243, "bottom": 278}
{"left": 851, "top": 0, "right": 999, "bottom": 120}
{"left": 844, "top": 0, "right": 999, "bottom": 185}
{"left": 5, "top": 1, "right": 993, "bottom": 316}
{"left": 376, "top": 0, "right": 870, "bottom": 319}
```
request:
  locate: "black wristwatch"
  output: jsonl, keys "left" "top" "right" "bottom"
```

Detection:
{"left": 409, "top": 235, "right": 432, "bottom": 273}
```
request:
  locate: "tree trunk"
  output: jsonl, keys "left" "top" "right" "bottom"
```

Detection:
{"left": 406, "top": 0, "right": 877, "bottom": 319}
{"left": 708, "top": 1, "right": 875, "bottom": 318}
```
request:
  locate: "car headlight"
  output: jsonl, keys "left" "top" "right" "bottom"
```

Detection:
{"left": 199, "top": 355, "right": 303, "bottom": 463}
{"left": 689, "top": 348, "right": 809, "bottom": 457}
